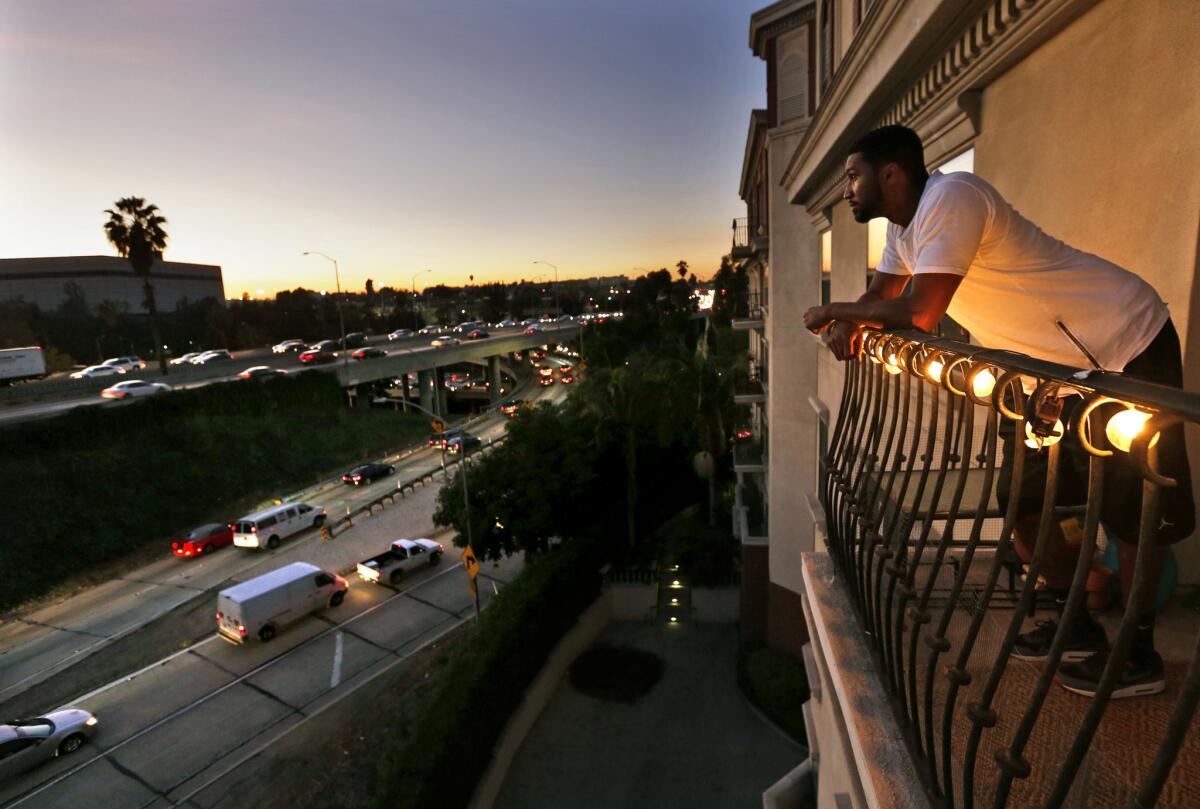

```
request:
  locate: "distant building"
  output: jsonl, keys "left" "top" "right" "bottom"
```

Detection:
{"left": 0, "top": 255, "right": 225, "bottom": 313}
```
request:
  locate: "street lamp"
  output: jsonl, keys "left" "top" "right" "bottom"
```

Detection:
{"left": 411, "top": 268, "right": 431, "bottom": 329}
{"left": 302, "top": 251, "right": 349, "bottom": 377}
{"left": 532, "top": 260, "right": 559, "bottom": 314}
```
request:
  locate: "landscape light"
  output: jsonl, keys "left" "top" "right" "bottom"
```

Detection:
{"left": 1105, "top": 408, "right": 1157, "bottom": 453}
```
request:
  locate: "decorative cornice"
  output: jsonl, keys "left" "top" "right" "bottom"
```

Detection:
{"left": 750, "top": 1, "right": 817, "bottom": 58}
{"left": 793, "top": 0, "right": 1098, "bottom": 212}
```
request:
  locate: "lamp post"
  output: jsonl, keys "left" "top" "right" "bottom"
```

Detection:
{"left": 303, "top": 251, "right": 350, "bottom": 378}
{"left": 411, "top": 268, "right": 431, "bottom": 329}
{"left": 532, "top": 260, "right": 559, "bottom": 315}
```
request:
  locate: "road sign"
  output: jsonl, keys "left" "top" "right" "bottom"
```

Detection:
{"left": 432, "top": 419, "right": 447, "bottom": 433}
{"left": 460, "top": 546, "right": 480, "bottom": 578}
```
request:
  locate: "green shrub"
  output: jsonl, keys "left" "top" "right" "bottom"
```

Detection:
{"left": 569, "top": 643, "right": 664, "bottom": 703}
{"left": 373, "top": 539, "right": 603, "bottom": 809}
{"left": 738, "top": 645, "right": 810, "bottom": 746}
{"left": 0, "top": 373, "right": 427, "bottom": 610}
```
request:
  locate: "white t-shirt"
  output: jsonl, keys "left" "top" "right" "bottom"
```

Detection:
{"left": 876, "top": 170, "right": 1168, "bottom": 371}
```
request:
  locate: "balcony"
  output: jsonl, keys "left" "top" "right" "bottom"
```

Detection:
{"left": 732, "top": 292, "right": 766, "bottom": 331}
{"left": 733, "top": 439, "right": 765, "bottom": 473}
{"left": 734, "top": 365, "right": 766, "bottom": 404}
{"left": 807, "top": 329, "right": 1200, "bottom": 808}
{"left": 732, "top": 217, "right": 767, "bottom": 260}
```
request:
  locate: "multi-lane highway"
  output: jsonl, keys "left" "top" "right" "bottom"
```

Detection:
{"left": 0, "top": 379, "right": 565, "bottom": 711}
{"left": 0, "top": 323, "right": 576, "bottom": 426}
{"left": 0, "top": 545, "right": 524, "bottom": 809}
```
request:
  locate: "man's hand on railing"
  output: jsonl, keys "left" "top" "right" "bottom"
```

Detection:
{"left": 820, "top": 320, "right": 864, "bottom": 361}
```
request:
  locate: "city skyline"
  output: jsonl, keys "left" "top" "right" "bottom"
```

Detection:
{"left": 0, "top": 0, "right": 766, "bottom": 297}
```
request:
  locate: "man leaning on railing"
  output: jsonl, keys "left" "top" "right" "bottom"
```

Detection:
{"left": 802, "top": 125, "right": 1194, "bottom": 699}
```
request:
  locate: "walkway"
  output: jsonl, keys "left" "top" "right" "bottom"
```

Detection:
{"left": 493, "top": 620, "right": 803, "bottom": 809}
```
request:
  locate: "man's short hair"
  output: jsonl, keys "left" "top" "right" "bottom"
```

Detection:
{"left": 847, "top": 125, "right": 928, "bottom": 181}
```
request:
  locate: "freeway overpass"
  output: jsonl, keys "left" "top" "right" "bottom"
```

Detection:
{"left": 335, "top": 324, "right": 579, "bottom": 415}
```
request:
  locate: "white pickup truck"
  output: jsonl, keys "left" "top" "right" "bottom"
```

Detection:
{"left": 357, "top": 538, "right": 444, "bottom": 585}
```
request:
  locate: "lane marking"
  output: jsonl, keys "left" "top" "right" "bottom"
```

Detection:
{"left": 330, "top": 632, "right": 343, "bottom": 689}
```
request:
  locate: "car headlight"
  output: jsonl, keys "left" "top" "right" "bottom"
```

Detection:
{"left": 85, "top": 716, "right": 98, "bottom": 727}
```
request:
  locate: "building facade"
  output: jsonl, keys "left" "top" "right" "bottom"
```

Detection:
{"left": 0, "top": 255, "right": 225, "bottom": 313}
{"left": 735, "top": 0, "right": 1200, "bottom": 806}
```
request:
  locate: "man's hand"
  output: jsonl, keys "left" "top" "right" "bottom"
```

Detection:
{"left": 822, "top": 321, "right": 864, "bottom": 361}
{"left": 803, "top": 305, "right": 833, "bottom": 333}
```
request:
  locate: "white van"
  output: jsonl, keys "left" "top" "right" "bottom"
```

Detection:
{"left": 232, "top": 502, "right": 326, "bottom": 550}
{"left": 216, "top": 562, "right": 347, "bottom": 644}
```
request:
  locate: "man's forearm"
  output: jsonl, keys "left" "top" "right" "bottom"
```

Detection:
{"left": 825, "top": 294, "right": 916, "bottom": 331}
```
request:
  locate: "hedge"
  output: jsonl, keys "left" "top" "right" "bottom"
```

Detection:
{"left": 373, "top": 538, "right": 603, "bottom": 809}
{"left": 0, "top": 372, "right": 427, "bottom": 611}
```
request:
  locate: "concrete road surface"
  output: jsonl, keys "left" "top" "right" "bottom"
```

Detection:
{"left": 0, "top": 550, "right": 524, "bottom": 808}
{"left": 0, "top": 381, "right": 565, "bottom": 710}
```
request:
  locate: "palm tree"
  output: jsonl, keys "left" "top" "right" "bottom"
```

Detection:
{"left": 103, "top": 197, "right": 170, "bottom": 374}
{"left": 573, "top": 352, "right": 687, "bottom": 548}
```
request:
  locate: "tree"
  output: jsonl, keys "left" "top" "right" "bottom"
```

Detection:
{"left": 365, "top": 278, "right": 375, "bottom": 297}
{"left": 103, "top": 197, "right": 170, "bottom": 374}
{"left": 676, "top": 260, "right": 689, "bottom": 279}
{"left": 432, "top": 404, "right": 602, "bottom": 559}
{"left": 570, "top": 351, "right": 689, "bottom": 548}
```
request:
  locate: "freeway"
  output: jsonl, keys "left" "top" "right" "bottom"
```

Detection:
{"left": 0, "top": 326, "right": 543, "bottom": 427}
{"left": 0, "top": 543, "right": 526, "bottom": 808}
{"left": 0, "top": 379, "right": 567, "bottom": 711}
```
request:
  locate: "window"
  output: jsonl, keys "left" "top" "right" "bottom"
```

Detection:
{"left": 778, "top": 50, "right": 808, "bottom": 122}
{"left": 315, "top": 573, "right": 334, "bottom": 587}
{"left": 0, "top": 738, "right": 41, "bottom": 760}
{"left": 820, "top": 229, "right": 832, "bottom": 305}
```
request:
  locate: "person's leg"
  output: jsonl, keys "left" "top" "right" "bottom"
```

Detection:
{"left": 1057, "top": 320, "right": 1192, "bottom": 697}
{"left": 1001, "top": 400, "right": 1105, "bottom": 660}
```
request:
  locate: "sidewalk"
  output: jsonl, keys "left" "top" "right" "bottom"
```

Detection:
{"left": 493, "top": 620, "right": 803, "bottom": 809}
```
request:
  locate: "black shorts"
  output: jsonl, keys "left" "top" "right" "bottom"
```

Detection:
{"left": 996, "top": 319, "right": 1195, "bottom": 545}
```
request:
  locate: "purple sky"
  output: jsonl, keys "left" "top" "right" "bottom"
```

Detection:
{"left": 0, "top": 0, "right": 766, "bottom": 295}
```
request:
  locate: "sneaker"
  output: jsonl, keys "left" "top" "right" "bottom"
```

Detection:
{"left": 1011, "top": 617, "right": 1108, "bottom": 662}
{"left": 1056, "top": 648, "right": 1166, "bottom": 698}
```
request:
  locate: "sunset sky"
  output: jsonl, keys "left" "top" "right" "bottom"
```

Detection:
{"left": 0, "top": 0, "right": 766, "bottom": 297}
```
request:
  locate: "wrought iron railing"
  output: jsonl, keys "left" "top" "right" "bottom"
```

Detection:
{"left": 821, "top": 328, "right": 1200, "bottom": 808}
{"left": 733, "top": 217, "right": 750, "bottom": 251}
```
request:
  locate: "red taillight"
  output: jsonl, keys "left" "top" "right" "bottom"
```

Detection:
{"left": 216, "top": 611, "right": 222, "bottom": 622}
{"left": 238, "top": 624, "right": 246, "bottom": 636}
{"left": 439, "top": 543, "right": 445, "bottom": 552}
{"left": 251, "top": 525, "right": 257, "bottom": 533}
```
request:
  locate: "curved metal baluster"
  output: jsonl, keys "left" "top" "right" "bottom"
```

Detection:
{"left": 922, "top": 403, "right": 998, "bottom": 802}
{"left": 826, "top": 357, "right": 862, "bottom": 576}
{"left": 872, "top": 369, "right": 914, "bottom": 658}
{"left": 882, "top": 374, "right": 928, "bottom": 698}
{"left": 905, "top": 391, "right": 961, "bottom": 741}
{"left": 989, "top": 406, "right": 1105, "bottom": 808}
{"left": 893, "top": 382, "right": 943, "bottom": 712}
{"left": 915, "top": 398, "right": 977, "bottom": 794}
{"left": 842, "top": 357, "right": 883, "bottom": 602}
{"left": 1134, "top": 630, "right": 1200, "bottom": 807}
{"left": 961, "top": 385, "right": 1063, "bottom": 809}
{"left": 858, "top": 360, "right": 903, "bottom": 637}
{"left": 1043, "top": 431, "right": 1173, "bottom": 808}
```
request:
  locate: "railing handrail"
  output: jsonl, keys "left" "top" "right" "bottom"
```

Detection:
{"left": 817, "top": 327, "right": 1200, "bottom": 809}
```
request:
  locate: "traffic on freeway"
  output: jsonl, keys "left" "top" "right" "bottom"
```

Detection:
{"left": 0, "top": 316, "right": 604, "bottom": 426}
{"left": 0, "top": 370, "right": 568, "bottom": 700}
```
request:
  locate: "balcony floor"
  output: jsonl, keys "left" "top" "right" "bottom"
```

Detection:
{"left": 895, "top": 543, "right": 1200, "bottom": 808}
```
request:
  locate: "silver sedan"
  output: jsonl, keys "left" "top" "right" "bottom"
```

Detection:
{"left": 0, "top": 709, "right": 97, "bottom": 782}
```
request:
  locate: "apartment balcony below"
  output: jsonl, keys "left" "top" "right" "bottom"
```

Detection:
{"left": 803, "top": 328, "right": 1200, "bottom": 809}
{"left": 734, "top": 365, "right": 767, "bottom": 404}
{"left": 732, "top": 292, "right": 766, "bottom": 331}
{"left": 733, "top": 439, "right": 765, "bottom": 474}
